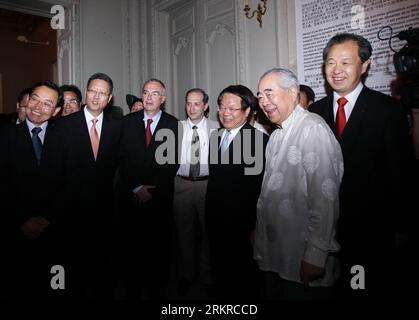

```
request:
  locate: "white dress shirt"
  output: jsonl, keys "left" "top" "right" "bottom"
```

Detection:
{"left": 84, "top": 106, "right": 104, "bottom": 137}
{"left": 333, "top": 82, "right": 363, "bottom": 121}
{"left": 143, "top": 110, "right": 162, "bottom": 135}
{"left": 219, "top": 122, "right": 247, "bottom": 150}
{"left": 177, "top": 117, "right": 217, "bottom": 177}
{"left": 26, "top": 119, "right": 48, "bottom": 143}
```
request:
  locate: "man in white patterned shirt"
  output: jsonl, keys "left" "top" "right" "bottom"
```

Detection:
{"left": 254, "top": 67, "right": 344, "bottom": 299}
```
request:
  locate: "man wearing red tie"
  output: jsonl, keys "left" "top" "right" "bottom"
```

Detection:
{"left": 119, "top": 78, "right": 180, "bottom": 299}
{"left": 310, "top": 33, "right": 413, "bottom": 298}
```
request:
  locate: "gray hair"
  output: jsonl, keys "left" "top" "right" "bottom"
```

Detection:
{"left": 259, "top": 67, "right": 300, "bottom": 92}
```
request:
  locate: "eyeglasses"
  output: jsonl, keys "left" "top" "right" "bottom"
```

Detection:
{"left": 28, "top": 95, "right": 55, "bottom": 110}
{"left": 87, "top": 89, "right": 109, "bottom": 99}
{"left": 63, "top": 99, "right": 79, "bottom": 105}
{"left": 217, "top": 106, "right": 242, "bottom": 113}
{"left": 143, "top": 90, "right": 162, "bottom": 99}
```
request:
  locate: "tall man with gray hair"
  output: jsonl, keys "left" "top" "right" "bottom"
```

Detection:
{"left": 254, "top": 68, "right": 343, "bottom": 299}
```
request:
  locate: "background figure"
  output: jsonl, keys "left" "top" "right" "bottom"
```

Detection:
{"left": 299, "top": 84, "right": 315, "bottom": 109}
{"left": 0, "top": 81, "right": 63, "bottom": 299}
{"left": 2, "top": 87, "right": 32, "bottom": 127}
{"left": 255, "top": 68, "right": 343, "bottom": 300}
{"left": 119, "top": 78, "right": 179, "bottom": 299}
{"left": 310, "top": 33, "right": 414, "bottom": 298}
{"left": 173, "top": 88, "right": 219, "bottom": 296}
{"left": 247, "top": 93, "right": 270, "bottom": 135}
{"left": 60, "top": 84, "right": 82, "bottom": 117}
{"left": 126, "top": 93, "right": 144, "bottom": 113}
{"left": 205, "top": 85, "right": 268, "bottom": 299}
{"left": 58, "top": 73, "right": 121, "bottom": 299}
{"left": 104, "top": 97, "right": 124, "bottom": 119}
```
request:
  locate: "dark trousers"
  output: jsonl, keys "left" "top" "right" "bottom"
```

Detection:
{"left": 262, "top": 271, "right": 334, "bottom": 300}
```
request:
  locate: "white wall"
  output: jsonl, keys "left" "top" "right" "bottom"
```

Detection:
{"left": 58, "top": 0, "right": 296, "bottom": 115}
{"left": 142, "top": 0, "right": 296, "bottom": 118}
{"left": 243, "top": 0, "right": 296, "bottom": 94}
{"left": 79, "top": 0, "right": 126, "bottom": 109}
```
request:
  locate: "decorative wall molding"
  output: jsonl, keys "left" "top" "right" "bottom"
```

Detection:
{"left": 121, "top": 0, "right": 132, "bottom": 99}
{"left": 139, "top": 0, "right": 148, "bottom": 85}
{"left": 234, "top": 0, "right": 247, "bottom": 85}
{"left": 174, "top": 36, "right": 190, "bottom": 56}
{"left": 72, "top": 0, "right": 81, "bottom": 87}
{"left": 206, "top": 23, "right": 232, "bottom": 45}
{"left": 204, "top": 0, "right": 234, "bottom": 22}
{"left": 58, "top": 39, "right": 69, "bottom": 59}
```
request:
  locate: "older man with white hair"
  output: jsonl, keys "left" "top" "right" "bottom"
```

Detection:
{"left": 254, "top": 67, "right": 343, "bottom": 299}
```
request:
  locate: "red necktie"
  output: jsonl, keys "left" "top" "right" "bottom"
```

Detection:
{"left": 145, "top": 118, "right": 153, "bottom": 146}
{"left": 336, "top": 97, "right": 348, "bottom": 138}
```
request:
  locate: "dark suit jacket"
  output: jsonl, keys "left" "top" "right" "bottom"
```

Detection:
{"left": 205, "top": 123, "right": 268, "bottom": 275}
{"left": 57, "top": 109, "right": 121, "bottom": 247}
{"left": 310, "top": 86, "right": 412, "bottom": 263}
{"left": 0, "top": 120, "right": 63, "bottom": 297}
{"left": 118, "top": 110, "right": 180, "bottom": 283}
{"left": 1, "top": 120, "right": 63, "bottom": 239}
{"left": 119, "top": 110, "right": 180, "bottom": 205}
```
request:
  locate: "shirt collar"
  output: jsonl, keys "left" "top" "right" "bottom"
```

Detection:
{"left": 223, "top": 121, "right": 246, "bottom": 140}
{"left": 84, "top": 106, "right": 104, "bottom": 122}
{"left": 333, "top": 82, "right": 363, "bottom": 107}
{"left": 26, "top": 118, "right": 48, "bottom": 133}
{"left": 144, "top": 110, "right": 162, "bottom": 123}
{"left": 279, "top": 105, "right": 298, "bottom": 131}
{"left": 187, "top": 116, "right": 206, "bottom": 129}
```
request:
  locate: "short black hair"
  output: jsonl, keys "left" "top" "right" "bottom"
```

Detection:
{"left": 31, "top": 81, "right": 63, "bottom": 108}
{"left": 60, "top": 84, "right": 82, "bottom": 103}
{"left": 323, "top": 33, "right": 372, "bottom": 63}
{"left": 217, "top": 85, "right": 255, "bottom": 111}
{"left": 17, "top": 87, "right": 32, "bottom": 103}
{"left": 299, "top": 84, "right": 315, "bottom": 103}
{"left": 87, "top": 73, "right": 114, "bottom": 94}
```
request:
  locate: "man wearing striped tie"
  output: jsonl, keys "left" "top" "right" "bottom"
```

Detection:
{"left": 173, "top": 88, "right": 219, "bottom": 297}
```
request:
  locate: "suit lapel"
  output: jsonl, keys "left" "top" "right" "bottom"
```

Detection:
{"left": 339, "top": 87, "right": 368, "bottom": 154}
{"left": 20, "top": 121, "right": 38, "bottom": 165}
{"left": 323, "top": 95, "right": 335, "bottom": 130}
{"left": 97, "top": 114, "right": 111, "bottom": 161}
{"left": 76, "top": 110, "right": 96, "bottom": 162}
{"left": 147, "top": 111, "right": 166, "bottom": 148}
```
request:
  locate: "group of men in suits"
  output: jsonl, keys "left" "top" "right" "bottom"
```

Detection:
{"left": 0, "top": 31, "right": 414, "bottom": 300}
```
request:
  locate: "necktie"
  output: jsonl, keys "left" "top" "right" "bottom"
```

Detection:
{"left": 90, "top": 118, "right": 100, "bottom": 160}
{"left": 31, "top": 127, "right": 42, "bottom": 165}
{"left": 189, "top": 125, "right": 200, "bottom": 179}
{"left": 145, "top": 118, "right": 153, "bottom": 147}
{"left": 336, "top": 97, "right": 348, "bottom": 138}
{"left": 220, "top": 130, "right": 231, "bottom": 153}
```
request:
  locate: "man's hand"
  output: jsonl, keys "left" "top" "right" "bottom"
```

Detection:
{"left": 133, "top": 185, "right": 156, "bottom": 204}
{"left": 21, "top": 217, "right": 50, "bottom": 240}
{"left": 300, "top": 260, "right": 325, "bottom": 287}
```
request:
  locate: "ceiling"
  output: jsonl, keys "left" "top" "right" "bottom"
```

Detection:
{"left": 0, "top": 7, "right": 48, "bottom": 33}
